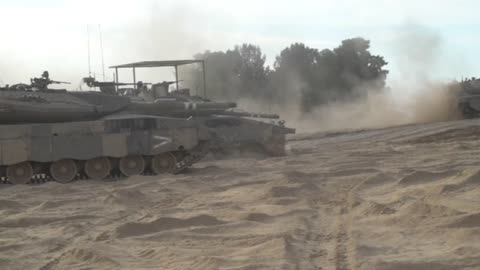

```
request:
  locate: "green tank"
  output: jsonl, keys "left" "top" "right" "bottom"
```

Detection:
{"left": 453, "top": 77, "right": 480, "bottom": 118}
{"left": 0, "top": 64, "right": 294, "bottom": 185}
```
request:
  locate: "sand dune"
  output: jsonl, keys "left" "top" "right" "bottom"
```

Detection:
{"left": 3, "top": 119, "right": 480, "bottom": 269}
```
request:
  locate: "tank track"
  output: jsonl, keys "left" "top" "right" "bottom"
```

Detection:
{"left": 172, "top": 141, "right": 212, "bottom": 174}
{"left": 459, "top": 102, "right": 480, "bottom": 119}
{"left": 0, "top": 141, "right": 213, "bottom": 185}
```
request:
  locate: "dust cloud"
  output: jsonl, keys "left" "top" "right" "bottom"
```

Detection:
{"left": 241, "top": 24, "right": 463, "bottom": 133}
{"left": 286, "top": 84, "right": 460, "bottom": 133}
{"left": 238, "top": 84, "right": 458, "bottom": 134}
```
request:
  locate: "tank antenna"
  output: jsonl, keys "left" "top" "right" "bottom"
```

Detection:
{"left": 86, "top": 24, "right": 92, "bottom": 77}
{"left": 98, "top": 24, "right": 106, "bottom": 81}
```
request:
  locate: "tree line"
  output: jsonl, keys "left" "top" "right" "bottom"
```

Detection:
{"left": 184, "top": 37, "right": 389, "bottom": 112}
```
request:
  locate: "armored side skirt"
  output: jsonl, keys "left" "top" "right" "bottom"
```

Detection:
{"left": 0, "top": 116, "right": 203, "bottom": 166}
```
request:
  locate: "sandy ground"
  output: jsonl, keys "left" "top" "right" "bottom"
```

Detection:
{"left": 2, "top": 119, "right": 480, "bottom": 269}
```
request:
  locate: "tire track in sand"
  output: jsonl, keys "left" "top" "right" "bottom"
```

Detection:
{"left": 332, "top": 179, "right": 366, "bottom": 270}
{"left": 333, "top": 214, "right": 351, "bottom": 270}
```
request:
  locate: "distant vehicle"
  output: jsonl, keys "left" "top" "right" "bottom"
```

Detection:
{"left": 454, "top": 77, "right": 480, "bottom": 118}
{"left": 0, "top": 60, "right": 295, "bottom": 184}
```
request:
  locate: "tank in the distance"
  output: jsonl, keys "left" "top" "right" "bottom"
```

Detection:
{"left": 451, "top": 77, "right": 480, "bottom": 118}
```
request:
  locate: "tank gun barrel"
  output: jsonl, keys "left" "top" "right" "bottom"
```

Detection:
{"left": 126, "top": 100, "right": 237, "bottom": 116}
{"left": 49, "top": 80, "right": 71, "bottom": 84}
{"left": 83, "top": 76, "right": 152, "bottom": 88}
{"left": 217, "top": 110, "right": 280, "bottom": 119}
{"left": 189, "top": 101, "right": 237, "bottom": 110}
{"left": 157, "top": 80, "right": 184, "bottom": 86}
{"left": 123, "top": 100, "right": 286, "bottom": 120}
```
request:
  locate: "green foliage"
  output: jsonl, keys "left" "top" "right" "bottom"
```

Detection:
{"left": 271, "top": 38, "right": 389, "bottom": 111}
{"left": 186, "top": 44, "right": 269, "bottom": 100}
{"left": 236, "top": 44, "right": 270, "bottom": 97}
{"left": 186, "top": 38, "right": 389, "bottom": 111}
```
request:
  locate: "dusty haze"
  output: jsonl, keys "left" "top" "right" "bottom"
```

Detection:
{"left": 236, "top": 24, "right": 462, "bottom": 133}
{"left": 0, "top": 14, "right": 464, "bottom": 133}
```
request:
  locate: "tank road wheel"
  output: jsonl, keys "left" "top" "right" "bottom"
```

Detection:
{"left": 262, "top": 135, "right": 287, "bottom": 157}
{"left": 119, "top": 155, "right": 145, "bottom": 176}
{"left": 6, "top": 162, "right": 33, "bottom": 184}
{"left": 85, "top": 157, "right": 111, "bottom": 180}
{"left": 151, "top": 153, "right": 177, "bottom": 174}
{"left": 263, "top": 142, "right": 286, "bottom": 157}
{"left": 50, "top": 159, "right": 78, "bottom": 183}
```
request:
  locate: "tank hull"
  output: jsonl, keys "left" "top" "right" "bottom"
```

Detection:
{"left": 0, "top": 113, "right": 293, "bottom": 184}
{"left": 0, "top": 115, "right": 211, "bottom": 184}
{"left": 458, "top": 95, "right": 480, "bottom": 118}
{"left": 0, "top": 116, "right": 202, "bottom": 165}
{"left": 198, "top": 116, "right": 294, "bottom": 156}
{"left": 453, "top": 79, "right": 480, "bottom": 119}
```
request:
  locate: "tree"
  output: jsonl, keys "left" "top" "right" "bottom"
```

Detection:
{"left": 270, "top": 43, "right": 321, "bottom": 107}
{"left": 235, "top": 44, "right": 269, "bottom": 98}
{"left": 270, "top": 38, "right": 389, "bottom": 112}
{"left": 185, "top": 44, "right": 269, "bottom": 100}
{"left": 185, "top": 38, "right": 389, "bottom": 113}
{"left": 333, "top": 38, "right": 388, "bottom": 94}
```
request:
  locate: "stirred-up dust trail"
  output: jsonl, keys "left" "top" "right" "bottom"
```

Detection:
{"left": 3, "top": 118, "right": 480, "bottom": 269}
{"left": 237, "top": 78, "right": 461, "bottom": 134}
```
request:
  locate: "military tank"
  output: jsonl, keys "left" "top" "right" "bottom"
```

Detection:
{"left": 93, "top": 60, "right": 294, "bottom": 157}
{"left": 0, "top": 61, "right": 294, "bottom": 184}
{"left": 453, "top": 77, "right": 480, "bottom": 118}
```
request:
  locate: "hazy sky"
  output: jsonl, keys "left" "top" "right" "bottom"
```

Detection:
{"left": 0, "top": 0, "right": 479, "bottom": 88}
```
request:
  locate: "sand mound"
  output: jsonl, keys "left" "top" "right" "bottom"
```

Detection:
{"left": 326, "top": 168, "right": 379, "bottom": 178}
{"left": 438, "top": 169, "right": 480, "bottom": 194}
{"left": 0, "top": 215, "right": 95, "bottom": 228}
{"left": 0, "top": 199, "right": 25, "bottom": 210}
{"left": 354, "top": 201, "right": 396, "bottom": 216}
{"left": 447, "top": 213, "right": 480, "bottom": 228}
{"left": 245, "top": 213, "right": 274, "bottom": 223}
{"left": 116, "top": 215, "right": 225, "bottom": 238}
{"left": 401, "top": 201, "right": 463, "bottom": 217}
{"left": 373, "top": 260, "right": 463, "bottom": 270}
{"left": 269, "top": 185, "right": 311, "bottom": 198}
{"left": 407, "top": 126, "right": 480, "bottom": 144}
{"left": 100, "top": 188, "right": 150, "bottom": 206}
{"left": 398, "top": 170, "right": 459, "bottom": 186}
{"left": 40, "top": 248, "right": 120, "bottom": 270}
{"left": 357, "top": 172, "right": 397, "bottom": 190}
